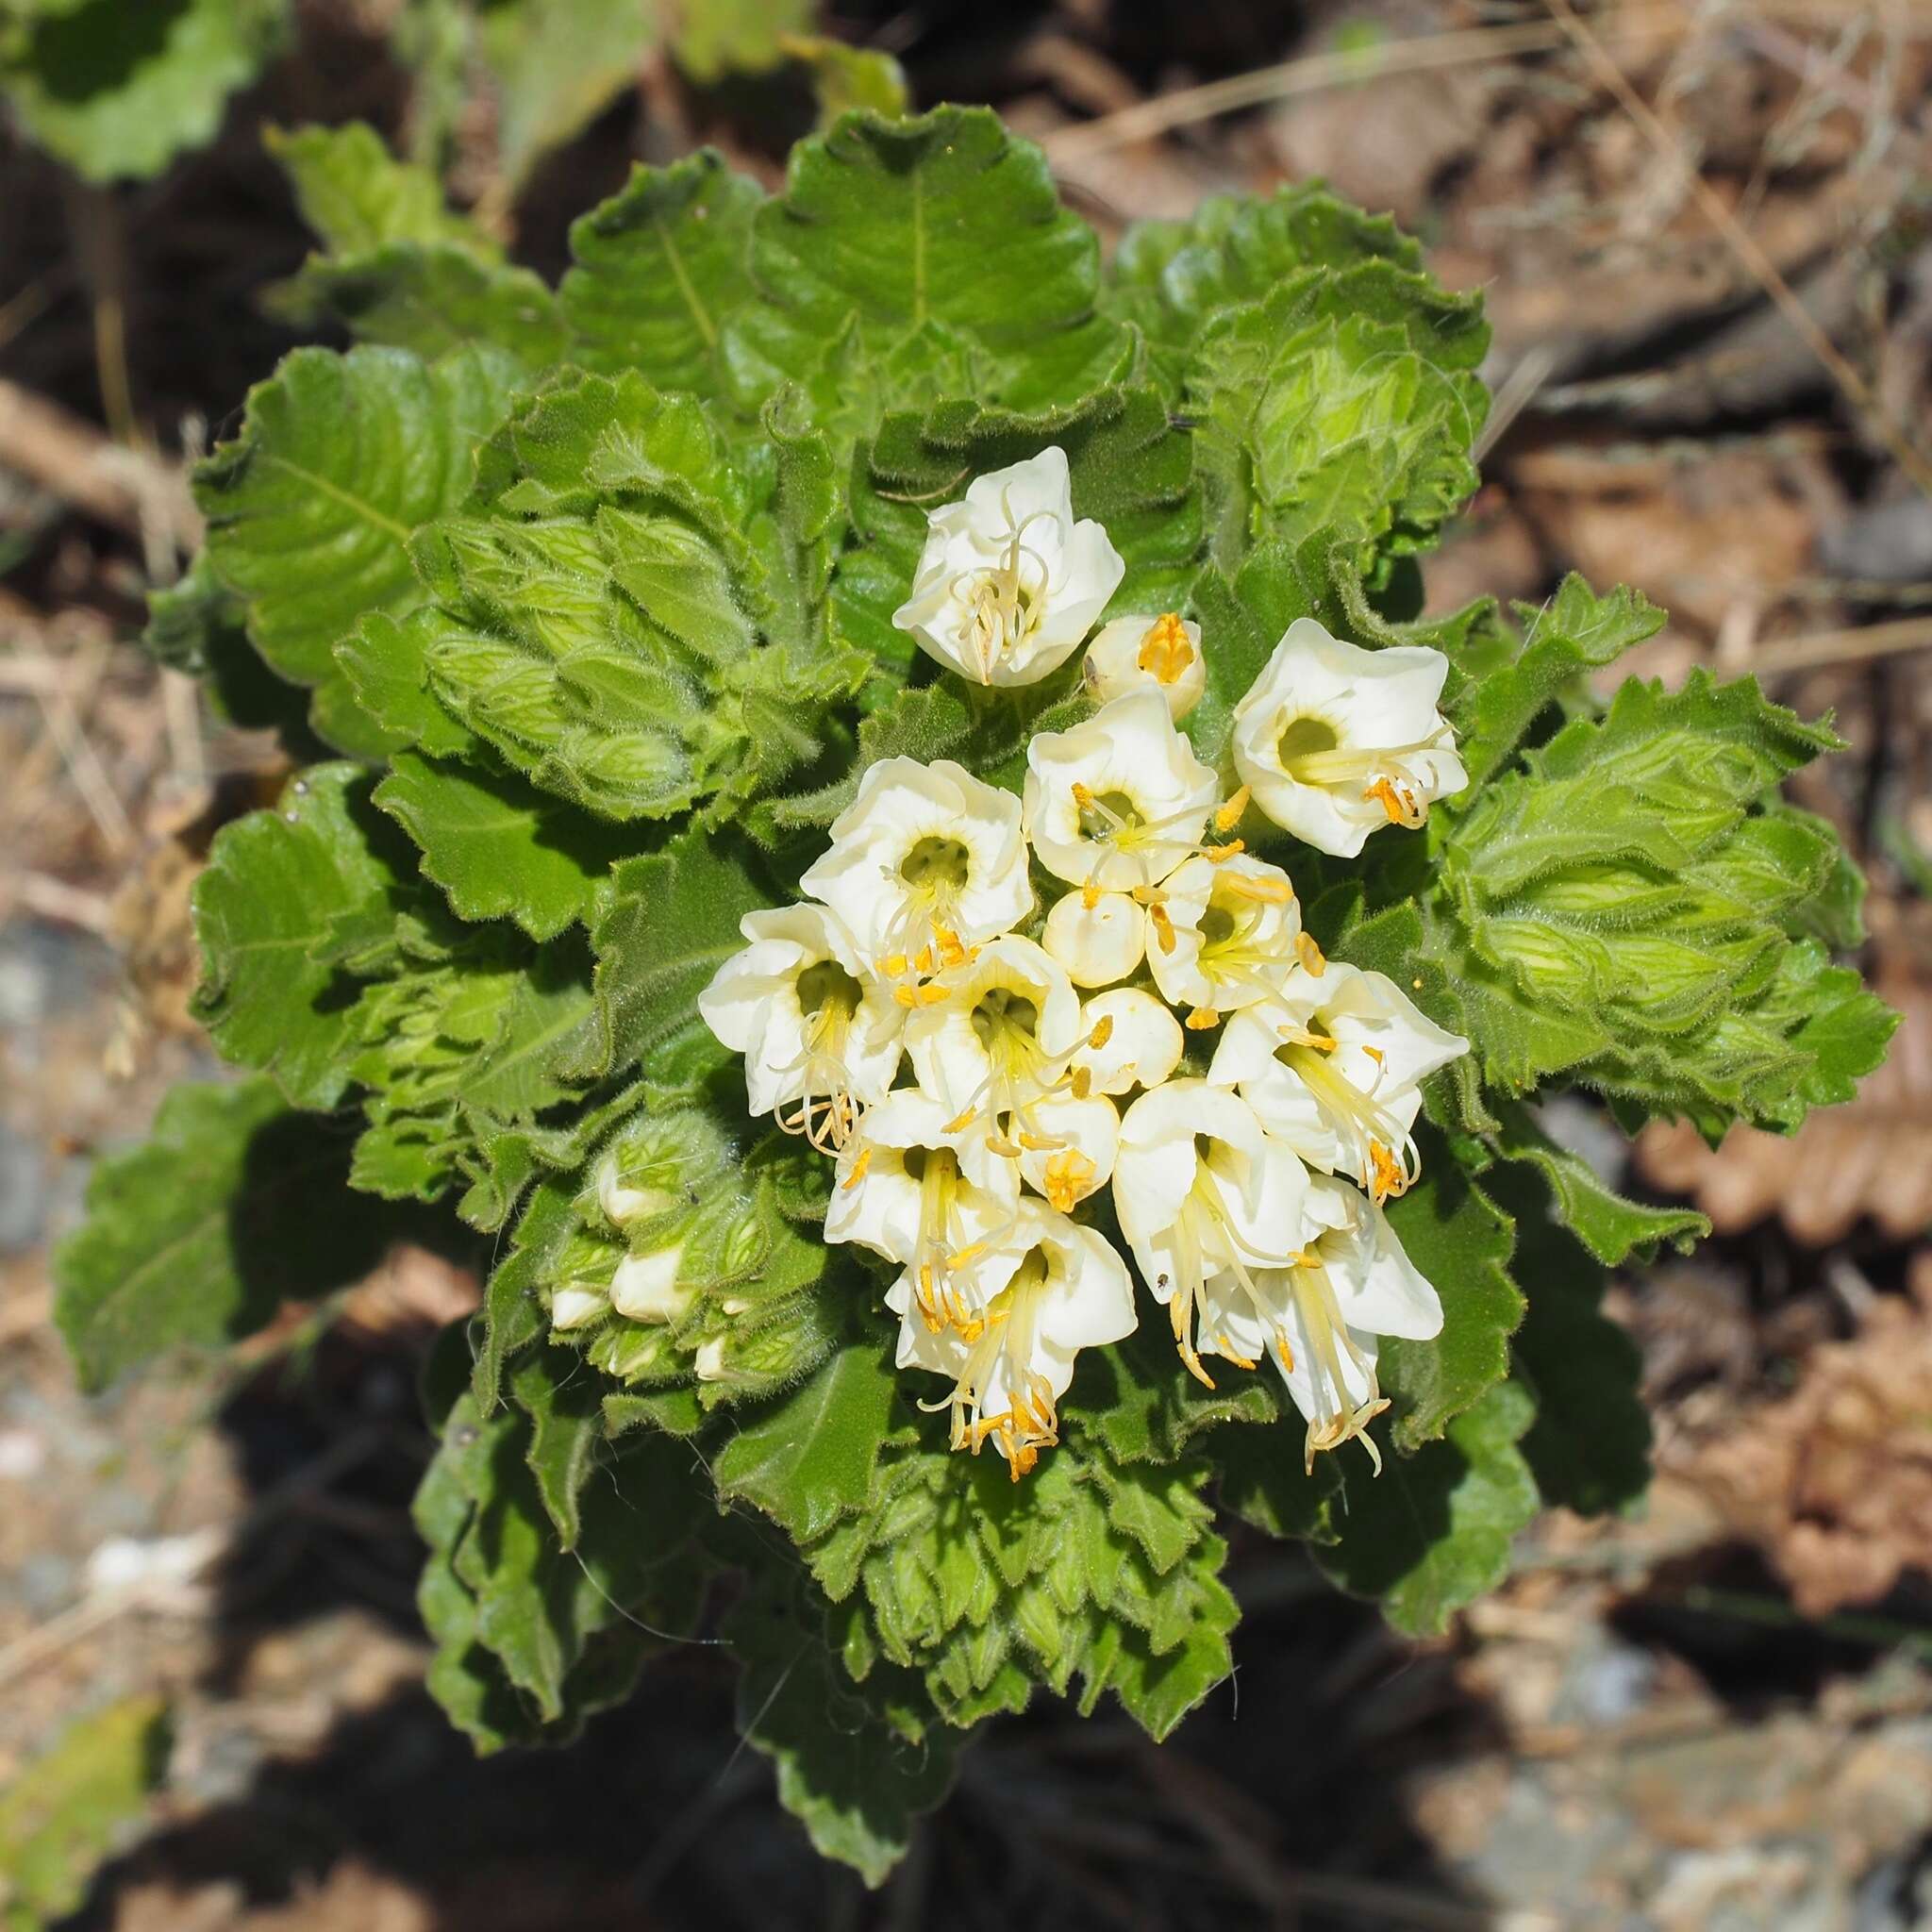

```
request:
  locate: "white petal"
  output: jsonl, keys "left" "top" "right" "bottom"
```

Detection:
{"left": 1082, "top": 612, "right": 1206, "bottom": 722}
{"left": 1042, "top": 889, "right": 1146, "bottom": 987}
{"left": 610, "top": 1245, "right": 691, "bottom": 1324}
{"left": 1017, "top": 1091, "right": 1120, "bottom": 1208}
{"left": 1074, "top": 987, "right": 1183, "bottom": 1096}
{"left": 550, "top": 1287, "right": 608, "bottom": 1331}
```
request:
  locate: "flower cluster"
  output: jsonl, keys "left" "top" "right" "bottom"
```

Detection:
{"left": 696, "top": 450, "right": 1472, "bottom": 1477}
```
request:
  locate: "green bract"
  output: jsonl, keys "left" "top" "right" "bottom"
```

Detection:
{"left": 55, "top": 108, "right": 1895, "bottom": 1883}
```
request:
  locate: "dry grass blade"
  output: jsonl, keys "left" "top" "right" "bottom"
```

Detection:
{"left": 1751, "top": 613, "right": 1932, "bottom": 673}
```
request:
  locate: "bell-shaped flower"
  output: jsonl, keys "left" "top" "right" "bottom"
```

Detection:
{"left": 1113, "top": 1079, "right": 1308, "bottom": 1386}
{"left": 1209, "top": 961, "right": 1468, "bottom": 1200}
{"left": 1196, "top": 1174, "right": 1441, "bottom": 1472}
{"left": 1024, "top": 690, "right": 1222, "bottom": 891}
{"left": 825, "top": 1090, "right": 1021, "bottom": 1333}
{"left": 1143, "top": 852, "right": 1302, "bottom": 1023}
{"left": 1041, "top": 886, "right": 1145, "bottom": 988}
{"left": 1082, "top": 610, "right": 1206, "bottom": 721}
{"left": 800, "top": 756, "right": 1032, "bottom": 972}
{"left": 1071, "top": 987, "right": 1183, "bottom": 1098}
{"left": 888, "top": 1198, "right": 1137, "bottom": 1477}
{"left": 891, "top": 445, "right": 1124, "bottom": 688}
{"left": 1231, "top": 619, "right": 1466, "bottom": 858}
{"left": 904, "top": 935, "right": 1091, "bottom": 1164}
{"left": 697, "top": 904, "right": 905, "bottom": 1150}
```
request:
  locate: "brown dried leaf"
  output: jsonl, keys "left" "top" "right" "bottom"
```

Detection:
{"left": 1674, "top": 1270, "right": 1932, "bottom": 1618}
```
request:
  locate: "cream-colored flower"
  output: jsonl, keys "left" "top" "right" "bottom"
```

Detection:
{"left": 825, "top": 1090, "right": 1021, "bottom": 1333}
{"left": 1081, "top": 611, "right": 1206, "bottom": 721}
{"left": 697, "top": 904, "right": 904, "bottom": 1149}
{"left": 1195, "top": 1174, "right": 1441, "bottom": 1472}
{"left": 1071, "top": 987, "right": 1184, "bottom": 1097}
{"left": 903, "top": 936, "right": 1094, "bottom": 1164}
{"left": 799, "top": 756, "right": 1031, "bottom": 971}
{"left": 1209, "top": 961, "right": 1468, "bottom": 1200}
{"left": 610, "top": 1244, "right": 692, "bottom": 1324}
{"left": 888, "top": 1199, "right": 1136, "bottom": 1476}
{"left": 550, "top": 1286, "right": 608, "bottom": 1331}
{"left": 1231, "top": 619, "right": 1466, "bottom": 858}
{"left": 1041, "top": 887, "right": 1146, "bottom": 988}
{"left": 1112, "top": 1079, "right": 1308, "bottom": 1386}
{"left": 891, "top": 445, "right": 1124, "bottom": 688}
{"left": 1024, "top": 690, "right": 1222, "bottom": 891}
{"left": 1143, "top": 852, "right": 1301, "bottom": 1023}
{"left": 1014, "top": 1089, "right": 1119, "bottom": 1210}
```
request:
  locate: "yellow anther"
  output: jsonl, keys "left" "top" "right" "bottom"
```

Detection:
{"left": 841, "top": 1146, "right": 873, "bottom": 1190}
{"left": 1149, "top": 903, "right": 1177, "bottom": 954}
{"left": 948, "top": 1241, "right": 987, "bottom": 1269}
{"left": 1213, "top": 786, "right": 1251, "bottom": 833}
{"left": 1274, "top": 1335, "right": 1295, "bottom": 1373}
{"left": 1365, "top": 775, "right": 1423, "bottom": 827}
{"left": 881, "top": 953, "right": 908, "bottom": 977}
{"left": 1088, "top": 1014, "right": 1114, "bottom": 1051}
{"left": 916, "top": 983, "right": 949, "bottom": 1006}
{"left": 1370, "top": 1141, "right": 1406, "bottom": 1201}
{"left": 1363, "top": 1044, "right": 1385, "bottom": 1064}
{"left": 1069, "top": 1066, "right": 1092, "bottom": 1100}
{"left": 1017, "top": 1131, "right": 1058, "bottom": 1152}
{"left": 893, "top": 984, "right": 921, "bottom": 1008}
{"left": 1041, "top": 1148, "right": 1095, "bottom": 1213}
{"left": 1080, "top": 883, "right": 1102, "bottom": 911}
{"left": 943, "top": 1108, "right": 975, "bottom": 1134}
{"left": 935, "top": 925, "right": 968, "bottom": 969}
{"left": 1216, "top": 1334, "right": 1257, "bottom": 1372}
{"left": 1226, "top": 873, "right": 1292, "bottom": 904}
{"left": 1137, "top": 612, "right": 1195, "bottom": 684}
{"left": 1207, "top": 841, "right": 1245, "bottom": 863}
{"left": 1296, "top": 932, "right": 1326, "bottom": 974}
{"left": 1185, "top": 1007, "right": 1219, "bottom": 1031}
{"left": 1072, "top": 781, "right": 1096, "bottom": 808}
{"left": 913, "top": 945, "right": 935, "bottom": 975}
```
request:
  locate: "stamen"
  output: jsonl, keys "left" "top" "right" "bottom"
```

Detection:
{"left": 1041, "top": 1147, "right": 1094, "bottom": 1212}
{"left": 1296, "top": 932, "right": 1326, "bottom": 974}
{"left": 1087, "top": 1014, "right": 1114, "bottom": 1051}
{"left": 1080, "top": 883, "right": 1102, "bottom": 910}
{"left": 1185, "top": 1007, "right": 1219, "bottom": 1030}
{"left": 841, "top": 1147, "right": 873, "bottom": 1190}
{"left": 1214, "top": 787, "right": 1251, "bottom": 833}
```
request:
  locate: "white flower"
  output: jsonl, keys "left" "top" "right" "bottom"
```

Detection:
{"left": 1071, "top": 987, "right": 1183, "bottom": 1097}
{"left": 891, "top": 446, "right": 1124, "bottom": 688}
{"left": 903, "top": 935, "right": 1096, "bottom": 1163}
{"left": 1082, "top": 611, "right": 1206, "bottom": 721}
{"left": 610, "top": 1244, "right": 692, "bottom": 1324}
{"left": 825, "top": 1090, "right": 1021, "bottom": 1333}
{"left": 1209, "top": 961, "right": 1468, "bottom": 1200}
{"left": 697, "top": 904, "right": 904, "bottom": 1150}
{"left": 1112, "top": 1079, "right": 1308, "bottom": 1386}
{"left": 1196, "top": 1174, "right": 1441, "bottom": 1472}
{"left": 1143, "top": 852, "right": 1302, "bottom": 1023}
{"left": 550, "top": 1286, "right": 608, "bottom": 1330}
{"left": 1231, "top": 618, "right": 1466, "bottom": 858}
{"left": 1014, "top": 1089, "right": 1119, "bottom": 1210}
{"left": 888, "top": 1199, "right": 1136, "bottom": 1476}
{"left": 1024, "top": 690, "right": 1223, "bottom": 891}
{"left": 799, "top": 757, "right": 1032, "bottom": 970}
{"left": 1041, "top": 887, "right": 1145, "bottom": 988}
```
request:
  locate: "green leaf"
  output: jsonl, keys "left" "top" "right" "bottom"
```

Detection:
{"left": 713, "top": 1340, "right": 903, "bottom": 1541}
{"left": 1315, "top": 1379, "right": 1538, "bottom": 1636}
{"left": 0, "top": 0, "right": 286, "bottom": 182}
{"left": 1432, "top": 669, "right": 1892, "bottom": 1133}
{"left": 729, "top": 107, "right": 1131, "bottom": 431}
{"left": 265, "top": 119, "right": 487, "bottom": 257}
{"left": 1108, "top": 182, "right": 1426, "bottom": 387}
{"left": 1448, "top": 575, "right": 1665, "bottom": 792}
{"left": 1487, "top": 1099, "right": 1707, "bottom": 1265}
{"left": 1378, "top": 1153, "right": 1524, "bottom": 1451}
{"left": 195, "top": 342, "right": 524, "bottom": 754}
{"left": 192, "top": 765, "right": 408, "bottom": 1108}
{"left": 572, "top": 829, "right": 767, "bottom": 1079}
{"left": 787, "top": 35, "right": 910, "bottom": 125}
{"left": 0, "top": 1696, "right": 170, "bottom": 1929}
{"left": 727, "top": 1557, "right": 964, "bottom": 1888}
{"left": 1489, "top": 1167, "right": 1652, "bottom": 1518}
{"left": 52, "top": 1076, "right": 391, "bottom": 1391}
{"left": 474, "top": 0, "right": 657, "bottom": 187}
{"left": 671, "top": 0, "right": 810, "bottom": 82}
{"left": 559, "top": 151, "right": 764, "bottom": 404}
{"left": 374, "top": 752, "right": 629, "bottom": 942}
{"left": 1187, "top": 263, "right": 1488, "bottom": 584}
